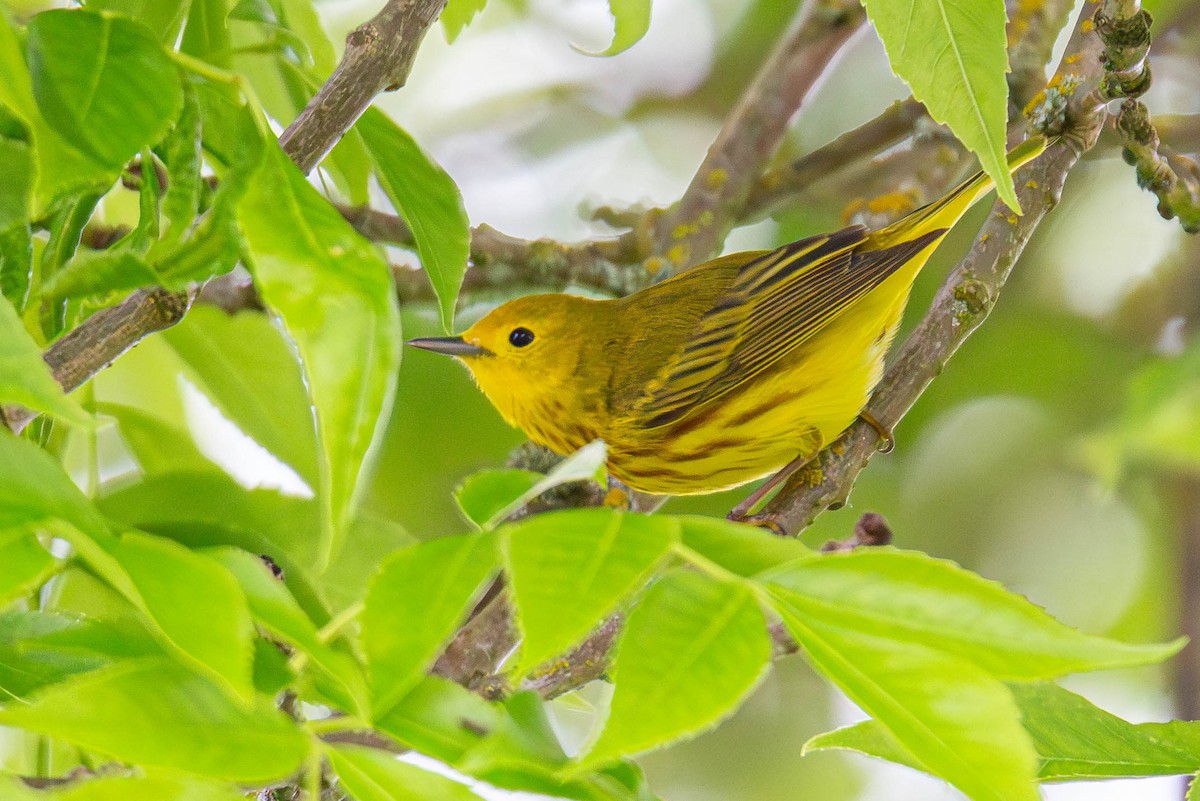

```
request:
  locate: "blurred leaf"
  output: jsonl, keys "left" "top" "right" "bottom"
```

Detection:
{"left": 375, "top": 675, "right": 503, "bottom": 764}
{"left": 0, "top": 135, "right": 33, "bottom": 231}
{"left": 678, "top": 515, "right": 813, "bottom": 577}
{"left": 0, "top": 529, "right": 57, "bottom": 607}
{"left": 251, "top": 634, "right": 295, "bottom": 695}
{"left": 804, "top": 718, "right": 926, "bottom": 772}
{"left": 861, "top": 0, "right": 1017, "bottom": 210}
{"left": 1013, "top": 682, "right": 1200, "bottom": 780}
{"left": 455, "top": 468, "right": 541, "bottom": 529}
{"left": 27, "top": 10, "right": 183, "bottom": 170}
{"left": 0, "top": 610, "right": 158, "bottom": 699}
{"left": 327, "top": 744, "right": 483, "bottom": 801}
{"left": 277, "top": 0, "right": 336, "bottom": 74}
{"left": 102, "top": 530, "right": 256, "bottom": 698}
{"left": 157, "top": 83, "right": 203, "bottom": 251}
{"left": 100, "top": 402, "right": 215, "bottom": 474}
{"left": 772, "top": 593, "right": 1040, "bottom": 801}
{"left": 576, "top": 0, "right": 651, "bottom": 57}
{"left": 442, "top": 0, "right": 488, "bottom": 42}
{"left": 504, "top": 509, "right": 677, "bottom": 676}
{"left": 162, "top": 305, "right": 318, "bottom": 487}
{"left": 41, "top": 248, "right": 159, "bottom": 301}
{"left": 576, "top": 569, "right": 771, "bottom": 770}
{"left": 0, "top": 771, "right": 246, "bottom": 801}
{"left": 0, "top": 223, "right": 33, "bottom": 310}
{"left": 321, "top": 512, "right": 417, "bottom": 614}
{"left": 204, "top": 546, "right": 370, "bottom": 715}
{"left": 98, "top": 470, "right": 323, "bottom": 582}
{"left": 809, "top": 683, "right": 1200, "bottom": 782}
{"left": 0, "top": 13, "right": 110, "bottom": 212}
{"left": 0, "top": 658, "right": 309, "bottom": 782}
{"left": 362, "top": 532, "right": 498, "bottom": 719}
{"left": 484, "top": 440, "right": 608, "bottom": 528}
{"left": 762, "top": 549, "right": 1181, "bottom": 680}
{"left": 0, "top": 432, "right": 108, "bottom": 535}
{"left": 240, "top": 141, "right": 402, "bottom": 565}
{"left": 181, "top": 0, "right": 233, "bottom": 67}
{"left": 357, "top": 108, "right": 468, "bottom": 332}
{"left": 1083, "top": 339, "right": 1200, "bottom": 481}
{"left": 82, "top": 0, "right": 193, "bottom": 43}
{"left": 0, "top": 293, "right": 90, "bottom": 426}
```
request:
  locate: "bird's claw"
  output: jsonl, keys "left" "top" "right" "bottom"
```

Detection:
{"left": 727, "top": 510, "right": 788, "bottom": 537}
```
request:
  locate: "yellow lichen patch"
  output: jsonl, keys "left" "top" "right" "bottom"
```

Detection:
{"left": 980, "top": 233, "right": 990, "bottom": 243}
{"left": 1026, "top": 180, "right": 1039, "bottom": 189}
{"left": 668, "top": 243, "right": 690, "bottom": 265}
{"left": 1023, "top": 90, "right": 1048, "bottom": 117}
{"left": 705, "top": 168, "right": 728, "bottom": 190}
{"left": 643, "top": 255, "right": 667, "bottom": 275}
{"left": 672, "top": 222, "right": 695, "bottom": 240}
{"left": 1065, "top": 52, "right": 1082, "bottom": 64}
{"left": 842, "top": 190, "right": 920, "bottom": 224}
{"left": 699, "top": 210, "right": 714, "bottom": 227}
{"left": 841, "top": 197, "right": 868, "bottom": 224}
{"left": 1007, "top": 214, "right": 1019, "bottom": 225}
{"left": 1082, "top": 17, "right": 1095, "bottom": 31}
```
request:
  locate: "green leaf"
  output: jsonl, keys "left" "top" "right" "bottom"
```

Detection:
{"left": 0, "top": 771, "right": 245, "bottom": 801}
{"left": 357, "top": 108, "right": 469, "bottom": 332}
{"left": 375, "top": 675, "right": 504, "bottom": 764}
{"left": 482, "top": 440, "right": 608, "bottom": 529}
{"left": 503, "top": 509, "right": 677, "bottom": 675}
{"left": 804, "top": 719, "right": 926, "bottom": 773}
{"left": 327, "top": 744, "right": 483, "bottom": 801}
{"left": 0, "top": 223, "right": 33, "bottom": 309}
{"left": 0, "top": 294, "right": 90, "bottom": 426}
{"left": 0, "top": 13, "right": 110, "bottom": 212}
{"left": 240, "top": 140, "right": 401, "bottom": 565}
{"left": 82, "top": 0, "right": 193, "bottom": 43}
{"left": 0, "top": 610, "right": 157, "bottom": 700}
{"left": 158, "top": 83, "right": 203, "bottom": 251}
{"left": 861, "top": 0, "right": 1018, "bottom": 210}
{"left": 161, "top": 305, "right": 319, "bottom": 488}
{"left": 576, "top": 569, "right": 771, "bottom": 770}
{"left": 0, "top": 135, "right": 33, "bottom": 232}
{"left": 362, "top": 532, "right": 498, "bottom": 719}
{"left": 99, "top": 402, "right": 215, "bottom": 475}
{"left": 678, "top": 515, "right": 813, "bottom": 577}
{"left": 27, "top": 10, "right": 183, "bottom": 170}
{"left": 455, "top": 468, "right": 542, "bottom": 530}
{"left": 0, "top": 529, "right": 57, "bottom": 606}
{"left": 41, "top": 248, "right": 160, "bottom": 301}
{"left": 0, "top": 433, "right": 108, "bottom": 536}
{"left": 762, "top": 548, "right": 1180, "bottom": 680}
{"left": 772, "top": 592, "right": 1039, "bottom": 801}
{"left": 0, "top": 658, "right": 309, "bottom": 782}
{"left": 204, "top": 546, "right": 370, "bottom": 715}
{"left": 97, "top": 470, "right": 323, "bottom": 579}
{"left": 441, "top": 0, "right": 488, "bottom": 42}
{"left": 103, "top": 530, "right": 257, "bottom": 698}
{"left": 576, "top": 0, "right": 652, "bottom": 56}
{"left": 1012, "top": 682, "right": 1200, "bottom": 780}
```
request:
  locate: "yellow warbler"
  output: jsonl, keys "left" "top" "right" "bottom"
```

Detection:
{"left": 410, "top": 136, "right": 1048, "bottom": 515}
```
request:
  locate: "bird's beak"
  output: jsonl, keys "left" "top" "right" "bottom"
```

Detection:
{"left": 407, "top": 336, "right": 490, "bottom": 357}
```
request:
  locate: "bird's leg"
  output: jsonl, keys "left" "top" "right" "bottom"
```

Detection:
{"left": 859, "top": 409, "right": 896, "bottom": 453}
{"left": 603, "top": 475, "right": 633, "bottom": 510}
{"left": 727, "top": 451, "right": 814, "bottom": 530}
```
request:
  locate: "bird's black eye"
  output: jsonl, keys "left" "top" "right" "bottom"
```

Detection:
{"left": 509, "top": 327, "right": 535, "bottom": 348}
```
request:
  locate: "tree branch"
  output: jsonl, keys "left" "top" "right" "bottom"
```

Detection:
{"left": 279, "top": 0, "right": 448, "bottom": 173}
{"left": 8, "top": 0, "right": 448, "bottom": 432}
{"left": 644, "top": 0, "right": 866, "bottom": 277}
{"left": 759, "top": 2, "right": 1114, "bottom": 534}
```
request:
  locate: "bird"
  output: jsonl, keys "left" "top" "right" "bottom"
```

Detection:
{"left": 409, "top": 136, "right": 1049, "bottom": 520}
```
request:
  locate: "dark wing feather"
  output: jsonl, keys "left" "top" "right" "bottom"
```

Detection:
{"left": 634, "top": 226, "right": 946, "bottom": 429}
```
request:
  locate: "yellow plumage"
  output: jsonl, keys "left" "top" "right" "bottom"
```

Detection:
{"left": 410, "top": 137, "right": 1048, "bottom": 505}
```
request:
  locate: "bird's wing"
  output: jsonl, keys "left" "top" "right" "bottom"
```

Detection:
{"left": 634, "top": 225, "right": 945, "bottom": 429}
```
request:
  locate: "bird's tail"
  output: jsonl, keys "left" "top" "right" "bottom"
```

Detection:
{"left": 866, "top": 135, "right": 1051, "bottom": 250}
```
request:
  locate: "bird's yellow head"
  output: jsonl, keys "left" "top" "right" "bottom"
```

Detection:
{"left": 407, "top": 294, "right": 603, "bottom": 440}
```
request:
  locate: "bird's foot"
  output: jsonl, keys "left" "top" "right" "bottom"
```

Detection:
{"left": 727, "top": 509, "right": 788, "bottom": 537}
{"left": 859, "top": 410, "right": 895, "bottom": 453}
